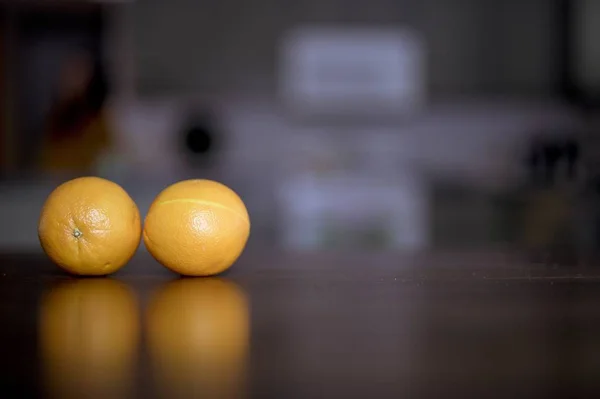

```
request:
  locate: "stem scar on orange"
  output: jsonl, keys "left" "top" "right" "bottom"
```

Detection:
{"left": 38, "top": 177, "right": 142, "bottom": 276}
{"left": 143, "top": 179, "right": 250, "bottom": 276}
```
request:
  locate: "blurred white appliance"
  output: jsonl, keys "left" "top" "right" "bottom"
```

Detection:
{"left": 276, "top": 26, "right": 429, "bottom": 250}
{"left": 279, "top": 26, "right": 426, "bottom": 120}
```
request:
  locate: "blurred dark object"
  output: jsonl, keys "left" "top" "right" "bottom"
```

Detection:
{"left": 11, "top": 3, "right": 109, "bottom": 173}
{"left": 527, "top": 135, "right": 580, "bottom": 187}
{"left": 181, "top": 112, "right": 219, "bottom": 166}
{"left": 46, "top": 53, "right": 108, "bottom": 142}
{"left": 523, "top": 132, "right": 584, "bottom": 261}
{"left": 564, "top": 139, "right": 579, "bottom": 179}
{"left": 185, "top": 124, "right": 213, "bottom": 155}
{"left": 39, "top": 49, "right": 111, "bottom": 173}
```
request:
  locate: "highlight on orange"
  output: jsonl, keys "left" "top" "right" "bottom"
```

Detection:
{"left": 143, "top": 179, "right": 250, "bottom": 276}
{"left": 146, "top": 278, "right": 250, "bottom": 398}
{"left": 39, "top": 279, "right": 140, "bottom": 399}
{"left": 38, "top": 177, "right": 142, "bottom": 276}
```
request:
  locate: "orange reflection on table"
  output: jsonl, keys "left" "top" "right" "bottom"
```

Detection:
{"left": 146, "top": 278, "right": 250, "bottom": 399}
{"left": 39, "top": 279, "right": 140, "bottom": 399}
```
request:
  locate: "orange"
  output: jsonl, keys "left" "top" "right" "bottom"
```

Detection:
{"left": 143, "top": 179, "right": 250, "bottom": 276}
{"left": 39, "top": 279, "right": 140, "bottom": 399}
{"left": 146, "top": 278, "right": 249, "bottom": 398}
{"left": 38, "top": 176, "right": 141, "bottom": 276}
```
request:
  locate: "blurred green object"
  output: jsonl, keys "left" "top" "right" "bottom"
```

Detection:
{"left": 320, "top": 217, "right": 391, "bottom": 250}
{"left": 521, "top": 188, "right": 572, "bottom": 251}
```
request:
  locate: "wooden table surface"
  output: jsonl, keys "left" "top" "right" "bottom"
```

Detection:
{"left": 1, "top": 250, "right": 600, "bottom": 398}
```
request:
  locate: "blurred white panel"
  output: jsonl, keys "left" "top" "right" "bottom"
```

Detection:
{"left": 278, "top": 173, "right": 429, "bottom": 251}
{"left": 279, "top": 26, "right": 425, "bottom": 120}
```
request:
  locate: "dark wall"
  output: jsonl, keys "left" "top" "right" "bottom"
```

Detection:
{"left": 132, "top": 0, "right": 560, "bottom": 96}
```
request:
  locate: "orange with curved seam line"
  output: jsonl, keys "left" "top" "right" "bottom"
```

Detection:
{"left": 143, "top": 179, "right": 250, "bottom": 276}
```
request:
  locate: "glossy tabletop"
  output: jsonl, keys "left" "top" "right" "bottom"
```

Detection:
{"left": 1, "top": 250, "right": 600, "bottom": 398}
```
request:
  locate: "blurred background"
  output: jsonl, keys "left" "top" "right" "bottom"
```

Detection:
{"left": 0, "top": 0, "right": 598, "bottom": 258}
